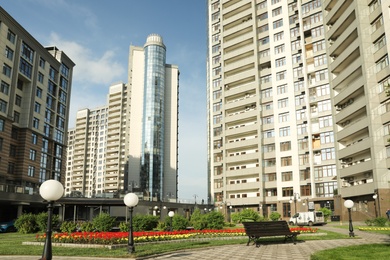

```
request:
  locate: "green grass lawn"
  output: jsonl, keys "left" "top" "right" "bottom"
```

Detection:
{"left": 0, "top": 228, "right": 386, "bottom": 259}
{"left": 311, "top": 244, "right": 390, "bottom": 260}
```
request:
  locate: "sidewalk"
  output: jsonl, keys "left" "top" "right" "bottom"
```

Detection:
{"left": 0, "top": 222, "right": 388, "bottom": 260}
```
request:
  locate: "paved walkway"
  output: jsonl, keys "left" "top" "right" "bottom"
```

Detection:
{"left": 0, "top": 223, "right": 388, "bottom": 260}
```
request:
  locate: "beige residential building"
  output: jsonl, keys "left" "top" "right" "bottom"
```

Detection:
{"left": 0, "top": 6, "right": 75, "bottom": 218}
{"left": 207, "top": 0, "right": 389, "bottom": 219}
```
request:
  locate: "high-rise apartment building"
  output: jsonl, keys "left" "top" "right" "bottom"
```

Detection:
{"left": 207, "top": 0, "right": 389, "bottom": 219}
{"left": 66, "top": 34, "right": 179, "bottom": 202}
{"left": 0, "top": 7, "right": 75, "bottom": 204}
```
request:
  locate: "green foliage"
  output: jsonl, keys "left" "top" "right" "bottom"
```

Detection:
{"left": 319, "top": 207, "right": 332, "bottom": 222}
{"left": 119, "top": 222, "right": 129, "bottom": 232}
{"left": 269, "top": 212, "right": 281, "bottom": 221}
{"left": 35, "top": 212, "right": 59, "bottom": 232}
{"left": 231, "top": 208, "right": 261, "bottom": 223}
{"left": 373, "top": 217, "right": 388, "bottom": 227}
{"left": 165, "top": 214, "right": 189, "bottom": 231}
{"left": 156, "top": 221, "right": 167, "bottom": 231}
{"left": 189, "top": 208, "right": 208, "bottom": 230}
{"left": 204, "top": 211, "right": 225, "bottom": 229}
{"left": 92, "top": 213, "right": 116, "bottom": 232}
{"left": 132, "top": 215, "right": 159, "bottom": 231}
{"left": 60, "top": 221, "right": 77, "bottom": 233}
{"left": 14, "top": 213, "right": 37, "bottom": 234}
{"left": 80, "top": 221, "right": 94, "bottom": 232}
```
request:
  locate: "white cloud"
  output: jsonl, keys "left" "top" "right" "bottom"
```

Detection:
{"left": 48, "top": 33, "right": 125, "bottom": 85}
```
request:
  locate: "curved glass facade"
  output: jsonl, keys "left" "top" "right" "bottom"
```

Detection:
{"left": 140, "top": 35, "right": 166, "bottom": 201}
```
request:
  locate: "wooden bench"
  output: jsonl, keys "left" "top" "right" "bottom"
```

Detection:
{"left": 242, "top": 221, "right": 300, "bottom": 247}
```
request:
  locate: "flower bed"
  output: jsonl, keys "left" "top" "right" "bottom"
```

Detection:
{"left": 36, "top": 227, "right": 318, "bottom": 245}
{"left": 358, "top": 227, "right": 390, "bottom": 231}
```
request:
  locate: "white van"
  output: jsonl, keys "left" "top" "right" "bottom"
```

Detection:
{"left": 289, "top": 211, "right": 325, "bottom": 226}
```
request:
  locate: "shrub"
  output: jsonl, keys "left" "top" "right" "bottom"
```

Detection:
{"left": 79, "top": 221, "right": 94, "bottom": 232}
{"left": 373, "top": 217, "right": 388, "bottom": 227}
{"left": 92, "top": 213, "right": 116, "bottom": 232}
{"left": 165, "top": 214, "right": 189, "bottom": 231}
{"left": 190, "top": 208, "right": 207, "bottom": 230}
{"left": 132, "top": 214, "right": 159, "bottom": 231}
{"left": 269, "top": 212, "right": 281, "bottom": 221}
{"left": 60, "top": 221, "right": 77, "bottom": 233}
{"left": 35, "top": 212, "right": 59, "bottom": 232}
{"left": 231, "top": 208, "right": 261, "bottom": 223}
{"left": 319, "top": 207, "right": 332, "bottom": 222}
{"left": 204, "top": 211, "right": 225, "bottom": 229}
{"left": 119, "top": 221, "right": 129, "bottom": 232}
{"left": 14, "top": 213, "right": 37, "bottom": 234}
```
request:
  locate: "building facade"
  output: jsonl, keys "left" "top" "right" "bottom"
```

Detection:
{"left": 66, "top": 34, "right": 179, "bottom": 202}
{"left": 206, "top": 0, "right": 389, "bottom": 220}
{"left": 0, "top": 6, "right": 75, "bottom": 219}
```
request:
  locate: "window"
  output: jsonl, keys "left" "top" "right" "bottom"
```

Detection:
{"left": 1, "top": 81, "right": 9, "bottom": 95}
{"left": 275, "top": 57, "right": 286, "bottom": 67}
{"left": 0, "top": 99, "right": 7, "bottom": 113}
{"left": 29, "top": 149, "right": 36, "bottom": 160}
{"left": 259, "top": 36, "right": 269, "bottom": 45}
{"left": 294, "top": 81, "right": 304, "bottom": 92}
{"left": 36, "top": 87, "right": 43, "bottom": 98}
{"left": 320, "top": 131, "right": 334, "bottom": 144}
{"left": 276, "top": 71, "right": 286, "bottom": 81}
{"left": 28, "top": 166, "right": 35, "bottom": 177}
{"left": 292, "top": 53, "right": 301, "bottom": 64}
{"left": 272, "top": 7, "right": 282, "bottom": 17}
{"left": 273, "top": 19, "right": 283, "bottom": 29}
{"left": 263, "top": 129, "right": 275, "bottom": 138}
{"left": 371, "top": 15, "right": 383, "bottom": 33}
{"left": 213, "top": 66, "right": 221, "bottom": 76}
{"left": 258, "top": 12, "right": 268, "bottom": 21}
{"left": 263, "top": 115, "right": 274, "bottom": 124}
{"left": 261, "top": 88, "right": 273, "bottom": 98}
{"left": 9, "top": 145, "right": 16, "bottom": 157}
{"left": 259, "top": 24, "right": 269, "bottom": 33}
{"left": 13, "top": 111, "right": 20, "bottom": 123}
{"left": 5, "top": 46, "right": 14, "bottom": 60}
{"left": 7, "top": 30, "right": 16, "bottom": 44}
{"left": 3, "top": 64, "right": 11, "bottom": 77}
{"left": 259, "top": 49, "right": 270, "bottom": 58}
{"left": 32, "top": 133, "right": 38, "bottom": 144}
{"left": 277, "top": 84, "right": 287, "bottom": 93}
{"left": 8, "top": 162, "right": 15, "bottom": 174}
{"left": 291, "top": 40, "right": 301, "bottom": 51}
{"left": 298, "top": 138, "right": 308, "bottom": 150}
{"left": 318, "top": 99, "right": 331, "bottom": 112}
{"left": 61, "top": 63, "right": 69, "bottom": 78}
{"left": 263, "top": 173, "right": 276, "bottom": 181}
{"left": 314, "top": 54, "right": 327, "bottom": 66}
{"left": 15, "top": 95, "right": 22, "bottom": 106}
{"left": 260, "top": 74, "right": 272, "bottom": 84}
{"left": 19, "top": 58, "right": 33, "bottom": 78}
{"left": 313, "top": 40, "right": 325, "bottom": 52}
{"left": 39, "top": 58, "right": 46, "bottom": 69}
{"left": 297, "top": 124, "right": 307, "bottom": 135}
{"left": 257, "top": 1, "right": 267, "bottom": 10}
{"left": 279, "top": 112, "right": 289, "bottom": 123}
{"left": 271, "top": 0, "right": 281, "bottom": 4}
{"left": 315, "top": 182, "right": 337, "bottom": 198}
{"left": 302, "top": 0, "right": 322, "bottom": 15}
{"left": 279, "top": 126, "right": 290, "bottom": 137}
{"left": 290, "top": 27, "right": 299, "bottom": 37}
{"left": 274, "top": 31, "right": 284, "bottom": 41}
{"left": 280, "top": 141, "right": 291, "bottom": 151}
{"left": 212, "top": 44, "right": 220, "bottom": 54}
{"left": 213, "top": 101, "right": 222, "bottom": 112}
{"left": 296, "top": 109, "right": 306, "bottom": 120}
{"left": 0, "top": 137, "right": 3, "bottom": 151}
{"left": 49, "top": 66, "right": 57, "bottom": 81}
{"left": 0, "top": 118, "right": 4, "bottom": 131}
{"left": 213, "top": 114, "right": 222, "bottom": 124}
{"left": 321, "top": 148, "right": 335, "bottom": 160}
{"left": 315, "top": 69, "right": 328, "bottom": 81}
{"left": 38, "top": 72, "right": 44, "bottom": 83}
{"left": 293, "top": 67, "right": 303, "bottom": 78}
{"left": 376, "top": 55, "right": 389, "bottom": 72}
{"left": 278, "top": 98, "right": 288, "bottom": 108}
{"left": 263, "top": 102, "right": 273, "bottom": 111}
{"left": 369, "top": 0, "right": 381, "bottom": 13}
{"left": 21, "top": 42, "right": 34, "bottom": 63}
{"left": 263, "top": 143, "right": 275, "bottom": 153}
{"left": 282, "top": 171, "right": 293, "bottom": 181}
{"left": 311, "top": 25, "right": 324, "bottom": 37}
{"left": 214, "top": 126, "right": 222, "bottom": 137}
{"left": 33, "top": 117, "right": 39, "bottom": 129}
{"left": 281, "top": 156, "right": 292, "bottom": 166}
{"left": 275, "top": 44, "right": 285, "bottom": 54}
{"left": 34, "top": 102, "right": 41, "bottom": 113}
{"left": 295, "top": 94, "right": 305, "bottom": 106}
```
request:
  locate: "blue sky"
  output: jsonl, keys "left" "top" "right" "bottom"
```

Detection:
{"left": 1, "top": 0, "right": 208, "bottom": 202}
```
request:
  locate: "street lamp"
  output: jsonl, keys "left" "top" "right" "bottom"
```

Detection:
{"left": 124, "top": 193, "right": 139, "bottom": 253}
{"left": 344, "top": 199, "right": 354, "bottom": 237}
{"left": 373, "top": 193, "right": 378, "bottom": 217}
{"left": 168, "top": 211, "right": 175, "bottom": 231}
{"left": 289, "top": 193, "right": 301, "bottom": 215}
{"left": 39, "top": 179, "right": 64, "bottom": 260}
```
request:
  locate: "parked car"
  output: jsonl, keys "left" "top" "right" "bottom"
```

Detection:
{"left": 0, "top": 220, "right": 17, "bottom": 233}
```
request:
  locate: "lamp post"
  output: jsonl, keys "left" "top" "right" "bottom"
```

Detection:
{"left": 289, "top": 193, "right": 301, "bottom": 215}
{"left": 344, "top": 199, "right": 354, "bottom": 237}
{"left": 124, "top": 193, "right": 139, "bottom": 253}
{"left": 168, "top": 211, "right": 174, "bottom": 231}
{"left": 373, "top": 193, "right": 378, "bottom": 218}
{"left": 39, "top": 179, "right": 64, "bottom": 260}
